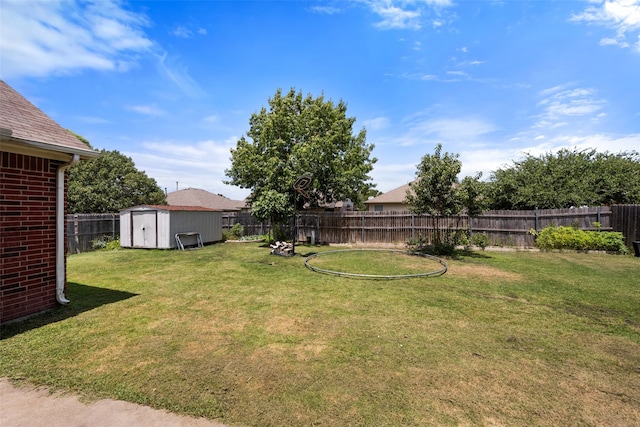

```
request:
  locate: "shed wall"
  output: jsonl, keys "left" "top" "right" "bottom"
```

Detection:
{"left": 158, "top": 210, "right": 171, "bottom": 248}
{"left": 168, "top": 211, "right": 222, "bottom": 248}
{"left": 119, "top": 211, "right": 131, "bottom": 247}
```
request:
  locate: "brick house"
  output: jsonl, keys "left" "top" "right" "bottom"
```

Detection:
{"left": 1, "top": 80, "right": 98, "bottom": 323}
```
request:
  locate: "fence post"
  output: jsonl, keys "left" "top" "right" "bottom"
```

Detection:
{"left": 413, "top": 213, "right": 416, "bottom": 241}
{"left": 597, "top": 205, "right": 601, "bottom": 226}
{"left": 362, "top": 212, "right": 365, "bottom": 244}
{"left": 535, "top": 208, "right": 539, "bottom": 233}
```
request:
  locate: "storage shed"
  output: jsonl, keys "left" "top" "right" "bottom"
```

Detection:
{"left": 120, "top": 205, "right": 222, "bottom": 249}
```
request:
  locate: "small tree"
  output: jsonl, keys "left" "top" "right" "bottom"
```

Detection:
{"left": 406, "top": 144, "right": 463, "bottom": 252}
{"left": 250, "top": 190, "right": 294, "bottom": 241}
{"left": 459, "top": 172, "right": 488, "bottom": 244}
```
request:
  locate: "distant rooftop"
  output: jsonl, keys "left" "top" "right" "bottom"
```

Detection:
{"left": 364, "top": 183, "right": 413, "bottom": 204}
{"left": 167, "top": 188, "right": 246, "bottom": 211}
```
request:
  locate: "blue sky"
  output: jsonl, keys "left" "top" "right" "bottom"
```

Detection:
{"left": 2, "top": 0, "right": 639, "bottom": 201}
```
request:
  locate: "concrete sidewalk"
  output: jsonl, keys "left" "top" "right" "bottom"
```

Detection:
{"left": 0, "top": 378, "right": 227, "bottom": 427}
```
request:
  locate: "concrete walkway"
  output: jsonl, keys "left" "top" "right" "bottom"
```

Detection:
{"left": 0, "top": 378, "right": 227, "bottom": 427}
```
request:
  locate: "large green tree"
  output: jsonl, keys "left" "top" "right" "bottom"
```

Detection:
{"left": 225, "top": 88, "right": 377, "bottom": 223}
{"left": 488, "top": 148, "right": 640, "bottom": 210}
{"left": 68, "top": 149, "right": 166, "bottom": 213}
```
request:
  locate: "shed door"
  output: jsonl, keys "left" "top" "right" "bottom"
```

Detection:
{"left": 132, "top": 211, "right": 157, "bottom": 248}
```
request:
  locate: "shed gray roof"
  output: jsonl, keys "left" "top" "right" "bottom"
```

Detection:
{"left": 167, "top": 188, "right": 246, "bottom": 211}
{"left": 0, "top": 80, "right": 97, "bottom": 158}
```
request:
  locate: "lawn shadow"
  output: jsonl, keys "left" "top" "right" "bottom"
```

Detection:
{"left": 451, "top": 249, "right": 494, "bottom": 260}
{"left": 0, "top": 282, "right": 138, "bottom": 339}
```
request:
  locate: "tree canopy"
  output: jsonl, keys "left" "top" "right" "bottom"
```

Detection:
{"left": 68, "top": 149, "right": 166, "bottom": 213}
{"left": 225, "top": 88, "right": 377, "bottom": 221}
{"left": 488, "top": 148, "right": 640, "bottom": 210}
{"left": 406, "top": 144, "right": 463, "bottom": 217}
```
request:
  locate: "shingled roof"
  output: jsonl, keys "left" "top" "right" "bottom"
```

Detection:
{"left": 364, "top": 183, "right": 414, "bottom": 205}
{"left": 167, "top": 188, "right": 246, "bottom": 211}
{"left": 0, "top": 80, "right": 97, "bottom": 159}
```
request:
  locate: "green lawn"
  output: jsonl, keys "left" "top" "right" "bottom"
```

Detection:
{"left": 1, "top": 244, "right": 639, "bottom": 426}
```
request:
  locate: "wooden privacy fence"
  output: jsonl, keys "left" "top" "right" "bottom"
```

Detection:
{"left": 66, "top": 213, "right": 119, "bottom": 254}
{"left": 224, "top": 206, "right": 639, "bottom": 248}
{"left": 611, "top": 205, "right": 640, "bottom": 248}
{"left": 293, "top": 206, "right": 613, "bottom": 247}
{"left": 221, "top": 212, "right": 269, "bottom": 236}
{"left": 69, "top": 205, "right": 638, "bottom": 253}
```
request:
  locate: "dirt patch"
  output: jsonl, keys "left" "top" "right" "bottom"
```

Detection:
{"left": 447, "top": 263, "right": 523, "bottom": 282}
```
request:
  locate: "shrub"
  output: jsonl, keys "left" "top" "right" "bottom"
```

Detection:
{"left": 223, "top": 223, "right": 244, "bottom": 241}
{"left": 104, "top": 239, "right": 121, "bottom": 251}
{"left": 472, "top": 232, "right": 489, "bottom": 251}
{"left": 90, "top": 235, "right": 120, "bottom": 251}
{"left": 535, "top": 226, "right": 628, "bottom": 254}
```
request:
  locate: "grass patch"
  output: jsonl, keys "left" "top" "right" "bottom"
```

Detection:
{"left": 1, "top": 244, "right": 639, "bottom": 426}
{"left": 305, "top": 249, "right": 445, "bottom": 276}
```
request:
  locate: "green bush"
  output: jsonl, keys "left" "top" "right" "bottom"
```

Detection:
{"left": 406, "top": 229, "right": 468, "bottom": 256}
{"left": 471, "top": 232, "right": 489, "bottom": 251}
{"left": 90, "top": 235, "right": 120, "bottom": 251}
{"left": 104, "top": 239, "right": 121, "bottom": 251}
{"left": 223, "top": 223, "right": 244, "bottom": 241}
{"left": 536, "top": 226, "right": 628, "bottom": 254}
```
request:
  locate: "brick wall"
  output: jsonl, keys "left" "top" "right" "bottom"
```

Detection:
{"left": 1, "top": 151, "right": 65, "bottom": 323}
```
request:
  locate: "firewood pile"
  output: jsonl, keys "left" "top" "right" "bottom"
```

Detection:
{"left": 270, "top": 241, "right": 294, "bottom": 256}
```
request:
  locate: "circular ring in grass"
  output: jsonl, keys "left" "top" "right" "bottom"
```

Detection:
{"left": 304, "top": 249, "right": 447, "bottom": 279}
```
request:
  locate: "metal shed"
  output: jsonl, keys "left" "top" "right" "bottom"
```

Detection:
{"left": 120, "top": 205, "right": 222, "bottom": 249}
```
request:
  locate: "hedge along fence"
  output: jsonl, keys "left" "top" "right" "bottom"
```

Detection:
{"left": 69, "top": 205, "right": 639, "bottom": 253}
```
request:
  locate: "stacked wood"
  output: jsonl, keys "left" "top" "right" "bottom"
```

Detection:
{"left": 270, "top": 241, "right": 294, "bottom": 256}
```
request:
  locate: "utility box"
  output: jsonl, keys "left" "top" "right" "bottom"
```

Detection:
{"left": 120, "top": 205, "right": 222, "bottom": 249}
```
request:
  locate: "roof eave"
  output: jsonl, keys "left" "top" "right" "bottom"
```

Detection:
{"left": 1, "top": 136, "right": 99, "bottom": 161}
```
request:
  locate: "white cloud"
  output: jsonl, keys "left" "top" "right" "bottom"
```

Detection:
{"left": 203, "top": 114, "right": 220, "bottom": 123}
{"left": 373, "top": 5, "right": 422, "bottom": 30}
{"left": 362, "top": 116, "right": 390, "bottom": 130}
{"left": 172, "top": 25, "right": 208, "bottom": 38}
{"left": 0, "top": 0, "right": 152, "bottom": 79}
{"left": 533, "top": 85, "right": 606, "bottom": 128}
{"left": 157, "top": 52, "right": 205, "bottom": 97}
{"left": 571, "top": 0, "right": 640, "bottom": 51}
{"left": 369, "top": 161, "right": 417, "bottom": 192}
{"left": 172, "top": 25, "right": 193, "bottom": 38}
{"left": 397, "top": 116, "right": 498, "bottom": 147}
{"left": 126, "top": 104, "right": 166, "bottom": 116}
{"left": 125, "top": 137, "right": 249, "bottom": 200}
{"left": 310, "top": 5, "right": 342, "bottom": 15}
{"left": 362, "top": 0, "right": 453, "bottom": 30}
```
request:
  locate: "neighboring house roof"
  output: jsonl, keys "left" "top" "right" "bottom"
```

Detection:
{"left": 364, "top": 183, "right": 414, "bottom": 205}
{"left": 0, "top": 80, "right": 97, "bottom": 160}
{"left": 121, "top": 204, "right": 219, "bottom": 212}
{"left": 166, "top": 188, "right": 246, "bottom": 211}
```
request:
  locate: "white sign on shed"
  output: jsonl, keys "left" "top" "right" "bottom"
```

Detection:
{"left": 120, "top": 205, "right": 222, "bottom": 249}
